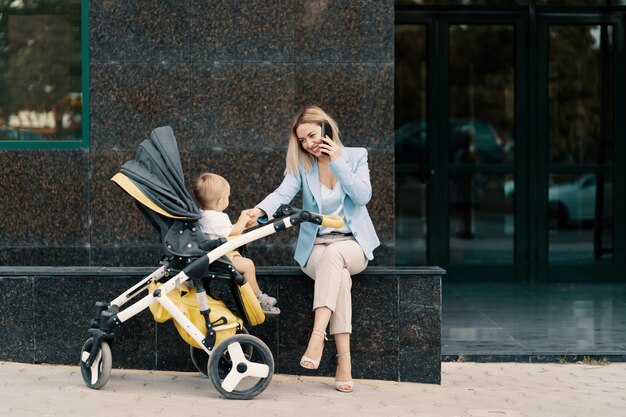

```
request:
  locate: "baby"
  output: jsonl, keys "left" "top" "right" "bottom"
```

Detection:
{"left": 193, "top": 172, "right": 280, "bottom": 316}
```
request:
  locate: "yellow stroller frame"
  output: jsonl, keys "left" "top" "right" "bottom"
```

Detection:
{"left": 78, "top": 127, "right": 342, "bottom": 400}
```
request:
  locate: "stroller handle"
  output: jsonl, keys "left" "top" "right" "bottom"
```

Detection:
{"left": 318, "top": 214, "right": 344, "bottom": 229}
{"left": 272, "top": 205, "right": 344, "bottom": 229}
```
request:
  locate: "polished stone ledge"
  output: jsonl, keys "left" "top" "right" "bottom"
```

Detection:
{"left": 0, "top": 266, "right": 445, "bottom": 276}
{"left": 0, "top": 266, "right": 443, "bottom": 384}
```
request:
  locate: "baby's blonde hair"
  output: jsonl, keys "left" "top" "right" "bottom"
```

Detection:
{"left": 193, "top": 172, "right": 230, "bottom": 209}
{"left": 286, "top": 105, "right": 342, "bottom": 175}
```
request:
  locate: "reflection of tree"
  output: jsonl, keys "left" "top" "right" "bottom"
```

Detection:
{"left": 0, "top": 0, "right": 81, "bottom": 139}
{"left": 549, "top": 25, "right": 608, "bottom": 164}
{"left": 449, "top": 25, "right": 515, "bottom": 136}
{"left": 395, "top": 25, "right": 427, "bottom": 129}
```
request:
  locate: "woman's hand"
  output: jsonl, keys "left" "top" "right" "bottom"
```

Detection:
{"left": 320, "top": 135, "right": 341, "bottom": 161}
{"left": 242, "top": 207, "right": 265, "bottom": 227}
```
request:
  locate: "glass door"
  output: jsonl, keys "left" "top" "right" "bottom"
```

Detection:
{"left": 395, "top": 11, "right": 527, "bottom": 281}
{"left": 536, "top": 13, "right": 624, "bottom": 281}
{"left": 395, "top": 21, "right": 430, "bottom": 266}
{"left": 444, "top": 20, "right": 521, "bottom": 280}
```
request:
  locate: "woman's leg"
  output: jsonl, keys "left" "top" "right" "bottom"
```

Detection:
{"left": 300, "top": 239, "right": 367, "bottom": 375}
{"left": 315, "top": 240, "right": 366, "bottom": 390}
{"left": 300, "top": 306, "right": 332, "bottom": 368}
{"left": 316, "top": 240, "right": 368, "bottom": 335}
{"left": 300, "top": 243, "right": 332, "bottom": 367}
{"left": 334, "top": 332, "right": 352, "bottom": 391}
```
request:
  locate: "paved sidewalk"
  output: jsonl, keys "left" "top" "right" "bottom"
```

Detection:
{"left": 1, "top": 361, "right": 624, "bottom": 417}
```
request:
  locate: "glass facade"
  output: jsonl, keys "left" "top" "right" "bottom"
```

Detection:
{"left": 396, "top": 3, "right": 624, "bottom": 281}
{"left": 0, "top": 0, "right": 82, "bottom": 143}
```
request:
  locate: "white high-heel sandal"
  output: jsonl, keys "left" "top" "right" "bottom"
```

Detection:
{"left": 335, "top": 352, "right": 354, "bottom": 393}
{"left": 299, "top": 329, "right": 327, "bottom": 370}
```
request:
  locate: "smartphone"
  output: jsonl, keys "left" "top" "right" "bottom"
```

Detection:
{"left": 321, "top": 122, "right": 332, "bottom": 155}
{"left": 321, "top": 122, "right": 333, "bottom": 140}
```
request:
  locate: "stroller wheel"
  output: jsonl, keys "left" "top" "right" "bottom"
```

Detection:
{"left": 79, "top": 337, "right": 112, "bottom": 389}
{"left": 190, "top": 327, "right": 249, "bottom": 377}
{"left": 208, "top": 334, "right": 274, "bottom": 400}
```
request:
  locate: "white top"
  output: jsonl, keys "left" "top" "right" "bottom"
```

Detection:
{"left": 317, "top": 183, "right": 352, "bottom": 235}
{"left": 197, "top": 210, "right": 233, "bottom": 239}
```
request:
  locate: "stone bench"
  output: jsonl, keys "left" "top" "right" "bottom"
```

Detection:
{"left": 0, "top": 265, "right": 443, "bottom": 384}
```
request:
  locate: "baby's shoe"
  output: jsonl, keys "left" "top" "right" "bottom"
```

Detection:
{"left": 256, "top": 292, "right": 277, "bottom": 307}
{"left": 257, "top": 293, "right": 280, "bottom": 317}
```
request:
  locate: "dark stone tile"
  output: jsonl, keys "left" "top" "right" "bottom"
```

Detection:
{"left": 241, "top": 241, "right": 300, "bottom": 267}
{"left": 90, "top": 246, "right": 163, "bottom": 267}
{"left": 400, "top": 347, "right": 441, "bottom": 384}
{"left": 90, "top": 63, "right": 191, "bottom": 150}
{"left": 294, "top": 0, "right": 394, "bottom": 63}
{"left": 399, "top": 307, "right": 441, "bottom": 383}
{"left": 399, "top": 276, "right": 441, "bottom": 383}
{"left": 368, "top": 243, "right": 394, "bottom": 266}
{"left": 276, "top": 273, "right": 314, "bottom": 350}
{"left": 0, "top": 150, "right": 89, "bottom": 246}
{"left": 0, "top": 277, "right": 34, "bottom": 362}
{"left": 189, "top": 63, "right": 295, "bottom": 150}
{"left": 368, "top": 149, "right": 395, "bottom": 244}
{"left": 399, "top": 305, "right": 441, "bottom": 354}
{"left": 354, "top": 350, "right": 398, "bottom": 381}
{"left": 90, "top": 149, "right": 163, "bottom": 246}
{"left": 400, "top": 275, "right": 442, "bottom": 308}
{"left": 183, "top": 148, "right": 288, "bottom": 213}
{"left": 190, "top": 0, "right": 293, "bottom": 62}
{"left": 0, "top": 247, "right": 89, "bottom": 267}
{"left": 352, "top": 274, "right": 399, "bottom": 380}
{"left": 295, "top": 64, "right": 394, "bottom": 150}
{"left": 33, "top": 276, "right": 156, "bottom": 369}
{"left": 156, "top": 321, "right": 197, "bottom": 372}
{"left": 90, "top": 0, "right": 189, "bottom": 63}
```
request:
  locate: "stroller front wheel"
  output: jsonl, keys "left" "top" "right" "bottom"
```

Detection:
{"left": 208, "top": 334, "right": 274, "bottom": 400}
{"left": 79, "top": 337, "right": 112, "bottom": 389}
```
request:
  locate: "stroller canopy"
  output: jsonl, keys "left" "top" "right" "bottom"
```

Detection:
{"left": 115, "top": 126, "right": 201, "bottom": 221}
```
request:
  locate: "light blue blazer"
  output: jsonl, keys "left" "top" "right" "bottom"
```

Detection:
{"left": 256, "top": 147, "right": 380, "bottom": 267}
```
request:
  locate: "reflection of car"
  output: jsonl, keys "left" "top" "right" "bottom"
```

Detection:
{"left": 549, "top": 174, "right": 612, "bottom": 227}
{"left": 504, "top": 174, "right": 613, "bottom": 227}
{"left": 394, "top": 119, "right": 513, "bottom": 168}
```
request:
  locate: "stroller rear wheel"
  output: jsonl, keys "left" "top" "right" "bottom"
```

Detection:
{"left": 208, "top": 334, "right": 274, "bottom": 400}
{"left": 190, "top": 327, "right": 249, "bottom": 377}
{"left": 79, "top": 337, "right": 112, "bottom": 389}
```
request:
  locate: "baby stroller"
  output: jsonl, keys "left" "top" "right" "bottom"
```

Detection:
{"left": 79, "top": 126, "right": 342, "bottom": 399}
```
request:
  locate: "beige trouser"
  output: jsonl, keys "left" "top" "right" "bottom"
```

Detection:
{"left": 301, "top": 235, "right": 368, "bottom": 335}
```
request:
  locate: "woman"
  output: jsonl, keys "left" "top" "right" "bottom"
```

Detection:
{"left": 244, "top": 105, "right": 380, "bottom": 393}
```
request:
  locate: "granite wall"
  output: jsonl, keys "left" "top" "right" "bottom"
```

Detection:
{"left": 0, "top": 266, "right": 442, "bottom": 384}
{"left": 0, "top": 0, "right": 395, "bottom": 268}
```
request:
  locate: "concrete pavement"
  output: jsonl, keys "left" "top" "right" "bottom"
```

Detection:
{"left": 1, "top": 361, "right": 625, "bottom": 417}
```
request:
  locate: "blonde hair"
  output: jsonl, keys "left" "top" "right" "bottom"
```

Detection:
{"left": 286, "top": 105, "right": 343, "bottom": 175}
{"left": 193, "top": 172, "right": 230, "bottom": 209}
